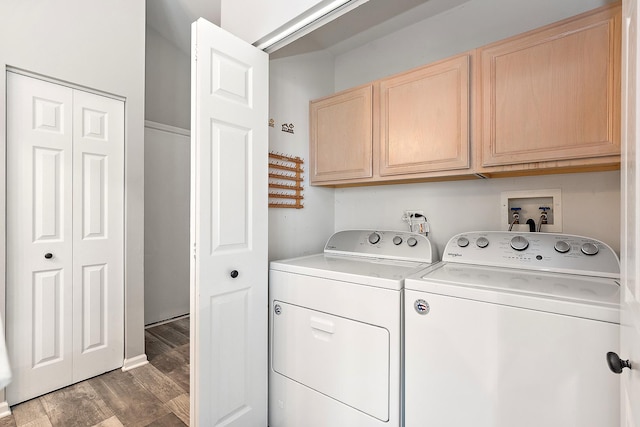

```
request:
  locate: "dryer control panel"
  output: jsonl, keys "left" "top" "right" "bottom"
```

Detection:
{"left": 443, "top": 231, "right": 619, "bottom": 278}
{"left": 324, "top": 230, "right": 436, "bottom": 263}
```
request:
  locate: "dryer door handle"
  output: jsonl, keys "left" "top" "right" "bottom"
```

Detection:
{"left": 310, "top": 317, "right": 335, "bottom": 334}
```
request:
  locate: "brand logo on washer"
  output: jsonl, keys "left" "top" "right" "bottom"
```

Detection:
{"left": 414, "top": 299, "right": 430, "bottom": 315}
{"left": 274, "top": 304, "right": 282, "bottom": 315}
{"left": 447, "top": 252, "right": 463, "bottom": 257}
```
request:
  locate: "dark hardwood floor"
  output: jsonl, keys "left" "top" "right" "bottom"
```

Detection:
{"left": 0, "top": 316, "right": 190, "bottom": 427}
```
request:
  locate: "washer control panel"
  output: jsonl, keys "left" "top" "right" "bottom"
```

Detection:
{"left": 443, "top": 231, "right": 619, "bottom": 277}
{"left": 324, "top": 230, "right": 436, "bottom": 263}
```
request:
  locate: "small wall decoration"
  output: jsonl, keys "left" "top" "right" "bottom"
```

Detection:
{"left": 268, "top": 151, "right": 304, "bottom": 209}
{"left": 281, "top": 123, "right": 294, "bottom": 134}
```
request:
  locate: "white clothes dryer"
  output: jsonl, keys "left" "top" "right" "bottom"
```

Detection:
{"left": 404, "top": 231, "right": 620, "bottom": 427}
{"left": 269, "top": 230, "right": 437, "bottom": 427}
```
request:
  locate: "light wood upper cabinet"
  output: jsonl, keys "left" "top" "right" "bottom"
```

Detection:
{"left": 310, "top": 85, "right": 373, "bottom": 183}
{"left": 310, "top": 54, "right": 472, "bottom": 185}
{"left": 380, "top": 54, "right": 470, "bottom": 176}
{"left": 477, "top": 3, "right": 621, "bottom": 172}
{"left": 309, "top": 3, "right": 621, "bottom": 187}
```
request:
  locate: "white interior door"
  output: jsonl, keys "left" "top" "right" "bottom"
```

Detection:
{"left": 190, "top": 19, "right": 269, "bottom": 426}
{"left": 621, "top": 0, "right": 640, "bottom": 425}
{"left": 6, "top": 72, "right": 124, "bottom": 405}
{"left": 6, "top": 72, "right": 74, "bottom": 404}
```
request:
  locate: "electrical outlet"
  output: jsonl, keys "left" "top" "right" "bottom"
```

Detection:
{"left": 500, "top": 189, "right": 562, "bottom": 232}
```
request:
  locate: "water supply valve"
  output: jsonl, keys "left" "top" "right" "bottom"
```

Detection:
{"left": 538, "top": 206, "right": 551, "bottom": 232}
{"left": 509, "top": 207, "right": 521, "bottom": 231}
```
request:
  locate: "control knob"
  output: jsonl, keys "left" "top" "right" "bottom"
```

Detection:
{"left": 581, "top": 242, "right": 599, "bottom": 256}
{"left": 554, "top": 240, "right": 571, "bottom": 254}
{"left": 476, "top": 237, "right": 489, "bottom": 248}
{"left": 368, "top": 232, "right": 381, "bottom": 245}
{"left": 510, "top": 236, "right": 529, "bottom": 251}
{"left": 407, "top": 237, "right": 418, "bottom": 247}
{"left": 392, "top": 236, "right": 403, "bottom": 245}
{"left": 457, "top": 237, "right": 469, "bottom": 248}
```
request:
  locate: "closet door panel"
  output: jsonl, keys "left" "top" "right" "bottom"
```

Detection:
{"left": 6, "top": 72, "right": 74, "bottom": 405}
{"left": 72, "top": 89, "right": 124, "bottom": 381}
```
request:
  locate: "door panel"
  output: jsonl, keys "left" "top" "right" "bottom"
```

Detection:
{"left": 7, "top": 72, "right": 74, "bottom": 405}
{"left": 32, "top": 269, "right": 64, "bottom": 366}
{"left": 81, "top": 154, "right": 107, "bottom": 239}
{"left": 33, "top": 148, "right": 65, "bottom": 241}
{"left": 209, "top": 290, "right": 250, "bottom": 422}
{"left": 72, "top": 89, "right": 124, "bottom": 382}
{"left": 81, "top": 263, "right": 107, "bottom": 352}
{"left": 210, "top": 121, "right": 249, "bottom": 251}
{"left": 191, "top": 18, "right": 268, "bottom": 426}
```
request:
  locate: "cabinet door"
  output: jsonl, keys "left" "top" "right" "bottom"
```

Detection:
{"left": 478, "top": 4, "right": 621, "bottom": 169}
{"left": 379, "top": 53, "right": 470, "bottom": 176}
{"left": 310, "top": 85, "right": 373, "bottom": 183}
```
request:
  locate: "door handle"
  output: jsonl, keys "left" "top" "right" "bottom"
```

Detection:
{"left": 310, "top": 317, "right": 334, "bottom": 334}
{"left": 44, "top": 253, "right": 53, "bottom": 259}
{"left": 230, "top": 270, "right": 239, "bottom": 279}
{"left": 606, "top": 351, "right": 631, "bottom": 374}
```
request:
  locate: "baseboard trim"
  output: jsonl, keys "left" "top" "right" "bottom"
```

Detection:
{"left": 121, "top": 354, "right": 149, "bottom": 372}
{"left": 145, "top": 314, "right": 189, "bottom": 329}
{"left": 0, "top": 401, "right": 11, "bottom": 418}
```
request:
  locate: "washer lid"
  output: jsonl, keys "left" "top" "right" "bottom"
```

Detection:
{"left": 405, "top": 263, "right": 620, "bottom": 323}
{"left": 270, "top": 253, "right": 431, "bottom": 290}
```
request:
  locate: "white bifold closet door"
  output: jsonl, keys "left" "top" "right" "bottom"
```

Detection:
{"left": 6, "top": 72, "right": 124, "bottom": 405}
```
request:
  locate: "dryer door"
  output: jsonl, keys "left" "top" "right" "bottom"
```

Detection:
{"left": 272, "top": 301, "right": 390, "bottom": 421}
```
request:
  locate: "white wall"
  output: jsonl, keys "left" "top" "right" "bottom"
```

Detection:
{"left": 0, "top": 0, "right": 146, "bottom": 370}
{"left": 144, "top": 124, "right": 190, "bottom": 325}
{"left": 269, "top": 51, "right": 337, "bottom": 261}
{"left": 335, "top": 172, "right": 621, "bottom": 256}
{"left": 145, "top": 26, "right": 190, "bottom": 130}
{"left": 144, "top": 20, "right": 191, "bottom": 325}
{"left": 334, "top": 0, "right": 616, "bottom": 90}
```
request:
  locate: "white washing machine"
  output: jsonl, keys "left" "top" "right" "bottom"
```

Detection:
{"left": 269, "top": 229, "right": 437, "bottom": 427}
{"left": 404, "top": 231, "right": 620, "bottom": 427}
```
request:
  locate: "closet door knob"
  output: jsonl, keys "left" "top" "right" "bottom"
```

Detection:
{"left": 230, "top": 270, "right": 239, "bottom": 279}
{"left": 44, "top": 253, "right": 53, "bottom": 259}
{"left": 607, "top": 351, "right": 631, "bottom": 374}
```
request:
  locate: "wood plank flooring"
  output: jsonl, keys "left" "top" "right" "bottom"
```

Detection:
{"left": 0, "top": 317, "right": 190, "bottom": 427}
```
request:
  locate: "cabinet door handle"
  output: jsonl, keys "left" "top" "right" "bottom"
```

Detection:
{"left": 44, "top": 253, "right": 53, "bottom": 259}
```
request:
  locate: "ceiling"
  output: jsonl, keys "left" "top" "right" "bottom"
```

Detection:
{"left": 271, "top": 0, "right": 470, "bottom": 58}
{"left": 146, "top": 0, "right": 221, "bottom": 54}
{"left": 146, "top": 0, "right": 469, "bottom": 57}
